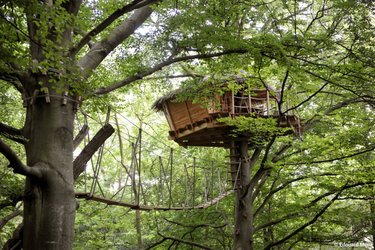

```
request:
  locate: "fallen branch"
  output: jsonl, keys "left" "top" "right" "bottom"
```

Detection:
{"left": 73, "top": 124, "right": 115, "bottom": 180}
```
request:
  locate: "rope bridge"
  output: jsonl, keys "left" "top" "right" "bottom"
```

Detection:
{"left": 74, "top": 112, "right": 234, "bottom": 211}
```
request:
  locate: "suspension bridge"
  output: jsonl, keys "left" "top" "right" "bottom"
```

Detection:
{"left": 73, "top": 110, "right": 235, "bottom": 211}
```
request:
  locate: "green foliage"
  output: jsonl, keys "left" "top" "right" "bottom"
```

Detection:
{"left": 1, "top": 0, "right": 375, "bottom": 249}
{"left": 218, "top": 116, "right": 290, "bottom": 144}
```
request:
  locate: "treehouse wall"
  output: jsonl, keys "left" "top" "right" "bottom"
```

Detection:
{"left": 158, "top": 88, "right": 301, "bottom": 147}
{"left": 164, "top": 100, "right": 210, "bottom": 132}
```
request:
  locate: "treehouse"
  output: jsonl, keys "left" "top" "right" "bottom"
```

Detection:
{"left": 153, "top": 83, "right": 301, "bottom": 148}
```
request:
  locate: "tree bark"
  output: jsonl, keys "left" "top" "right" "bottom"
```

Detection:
{"left": 23, "top": 94, "right": 76, "bottom": 250}
{"left": 370, "top": 200, "right": 375, "bottom": 250}
{"left": 233, "top": 140, "right": 253, "bottom": 250}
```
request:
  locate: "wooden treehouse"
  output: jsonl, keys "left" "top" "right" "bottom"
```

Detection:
{"left": 153, "top": 87, "right": 301, "bottom": 148}
{"left": 154, "top": 81, "right": 303, "bottom": 247}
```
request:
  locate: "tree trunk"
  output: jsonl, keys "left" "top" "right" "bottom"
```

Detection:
{"left": 370, "top": 200, "right": 375, "bottom": 250}
{"left": 23, "top": 93, "right": 76, "bottom": 250}
{"left": 233, "top": 140, "right": 253, "bottom": 250}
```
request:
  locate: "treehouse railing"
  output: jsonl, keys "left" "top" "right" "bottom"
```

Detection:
{"left": 209, "top": 90, "right": 279, "bottom": 117}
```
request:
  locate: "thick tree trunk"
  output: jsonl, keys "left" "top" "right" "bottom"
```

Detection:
{"left": 23, "top": 94, "right": 76, "bottom": 250}
{"left": 233, "top": 140, "right": 253, "bottom": 250}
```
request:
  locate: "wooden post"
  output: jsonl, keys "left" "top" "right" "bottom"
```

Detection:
{"left": 193, "top": 157, "right": 196, "bottom": 208}
{"left": 169, "top": 148, "right": 173, "bottom": 208}
{"left": 159, "top": 156, "right": 165, "bottom": 207}
{"left": 266, "top": 90, "right": 270, "bottom": 116}
{"left": 44, "top": 88, "right": 50, "bottom": 103}
{"left": 184, "top": 163, "right": 189, "bottom": 207}
{"left": 218, "top": 166, "right": 222, "bottom": 194}
{"left": 211, "top": 161, "right": 214, "bottom": 199}
{"left": 248, "top": 94, "right": 252, "bottom": 113}
{"left": 135, "top": 133, "right": 143, "bottom": 250}
{"left": 138, "top": 128, "right": 142, "bottom": 206}
{"left": 231, "top": 90, "right": 235, "bottom": 116}
{"left": 203, "top": 164, "right": 208, "bottom": 202}
{"left": 62, "top": 91, "right": 68, "bottom": 105}
{"left": 131, "top": 142, "right": 136, "bottom": 203}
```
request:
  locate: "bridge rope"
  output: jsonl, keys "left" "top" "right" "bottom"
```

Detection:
{"left": 74, "top": 108, "right": 232, "bottom": 211}
{"left": 75, "top": 190, "right": 233, "bottom": 211}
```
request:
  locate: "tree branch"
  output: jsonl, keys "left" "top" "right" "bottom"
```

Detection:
{"left": 264, "top": 184, "right": 346, "bottom": 249}
{"left": 71, "top": 0, "right": 158, "bottom": 56}
{"left": 282, "top": 145, "right": 375, "bottom": 166}
{"left": 145, "top": 238, "right": 168, "bottom": 250}
{"left": 304, "top": 69, "right": 372, "bottom": 104}
{"left": 94, "top": 49, "right": 247, "bottom": 95}
{"left": 73, "top": 124, "right": 89, "bottom": 150}
{"left": 73, "top": 124, "right": 115, "bottom": 180}
{"left": 241, "top": 137, "right": 276, "bottom": 200}
{"left": 78, "top": 5, "right": 153, "bottom": 71}
{"left": 303, "top": 97, "right": 369, "bottom": 131}
{"left": 61, "top": 0, "right": 83, "bottom": 16}
{"left": 0, "top": 209, "right": 22, "bottom": 230}
{"left": 2, "top": 222, "right": 23, "bottom": 250}
{"left": 0, "top": 138, "right": 42, "bottom": 178}
{"left": 254, "top": 173, "right": 338, "bottom": 218}
{"left": 163, "top": 218, "right": 226, "bottom": 229}
{"left": 256, "top": 181, "right": 375, "bottom": 236}
{"left": 0, "top": 71, "right": 24, "bottom": 93}
{"left": 0, "top": 122, "right": 26, "bottom": 144}
{"left": 157, "top": 232, "right": 215, "bottom": 250}
{"left": 283, "top": 82, "right": 329, "bottom": 114}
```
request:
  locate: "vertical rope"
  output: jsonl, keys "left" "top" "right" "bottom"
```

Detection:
{"left": 193, "top": 157, "right": 196, "bottom": 207}
{"left": 169, "top": 148, "right": 174, "bottom": 208}
{"left": 203, "top": 164, "right": 208, "bottom": 202}
{"left": 138, "top": 128, "right": 142, "bottom": 206}
{"left": 159, "top": 156, "right": 165, "bottom": 207}
{"left": 211, "top": 161, "right": 214, "bottom": 198}
{"left": 184, "top": 163, "right": 189, "bottom": 207}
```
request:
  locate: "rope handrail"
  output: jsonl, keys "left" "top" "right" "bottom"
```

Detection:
{"left": 75, "top": 190, "right": 233, "bottom": 211}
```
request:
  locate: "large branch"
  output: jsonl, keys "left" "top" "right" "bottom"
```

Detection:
{"left": 264, "top": 184, "right": 346, "bottom": 250}
{"left": 254, "top": 173, "right": 338, "bottom": 218}
{"left": 156, "top": 232, "right": 215, "bottom": 250}
{"left": 283, "top": 82, "right": 329, "bottom": 114}
{"left": 0, "top": 138, "right": 42, "bottom": 178}
{"left": 94, "top": 49, "right": 247, "bottom": 95}
{"left": 73, "top": 124, "right": 89, "bottom": 150}
{"left": 71, "top": 0, "right": 158, "bottom": 56}
{"left": 78, "top": 5, "right": 153, "bottom": 71}
{"left": 0, "top": 122, "right": 26, "bottom": 144}
{"left": 303, "top": 97, "right": 370, "bottom": 131}
{"left": 73, "top": 124, "right": 115, "bottom": 180}
{"left": 62, "top": 0, "right": 83, "bottom": 16}
{"left": 282, "top": 145, "right": 375, "bottom": 166}
{"left": 304, "top": 69, "right": 374, "bottom": 105}
{"left": 256, "top": 181, "right": 375, "bottom": 234}
{"left": 0, "top": 73, "right": 24, "bottom": 93}
{"left": 0, "top": 209, "right": 22, "bottom": 230}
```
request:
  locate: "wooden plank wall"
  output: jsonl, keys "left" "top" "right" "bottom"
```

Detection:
{"left": 167, "top": 101, "right": 210, "bottom": 131}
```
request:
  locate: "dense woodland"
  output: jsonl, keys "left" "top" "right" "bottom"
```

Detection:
{"left": 0, "top": 0, "right": 374, "bottom": 249}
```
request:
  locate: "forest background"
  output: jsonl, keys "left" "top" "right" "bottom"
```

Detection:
{"left": 0, "top": 0, "right": 374, "bottom": 249}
